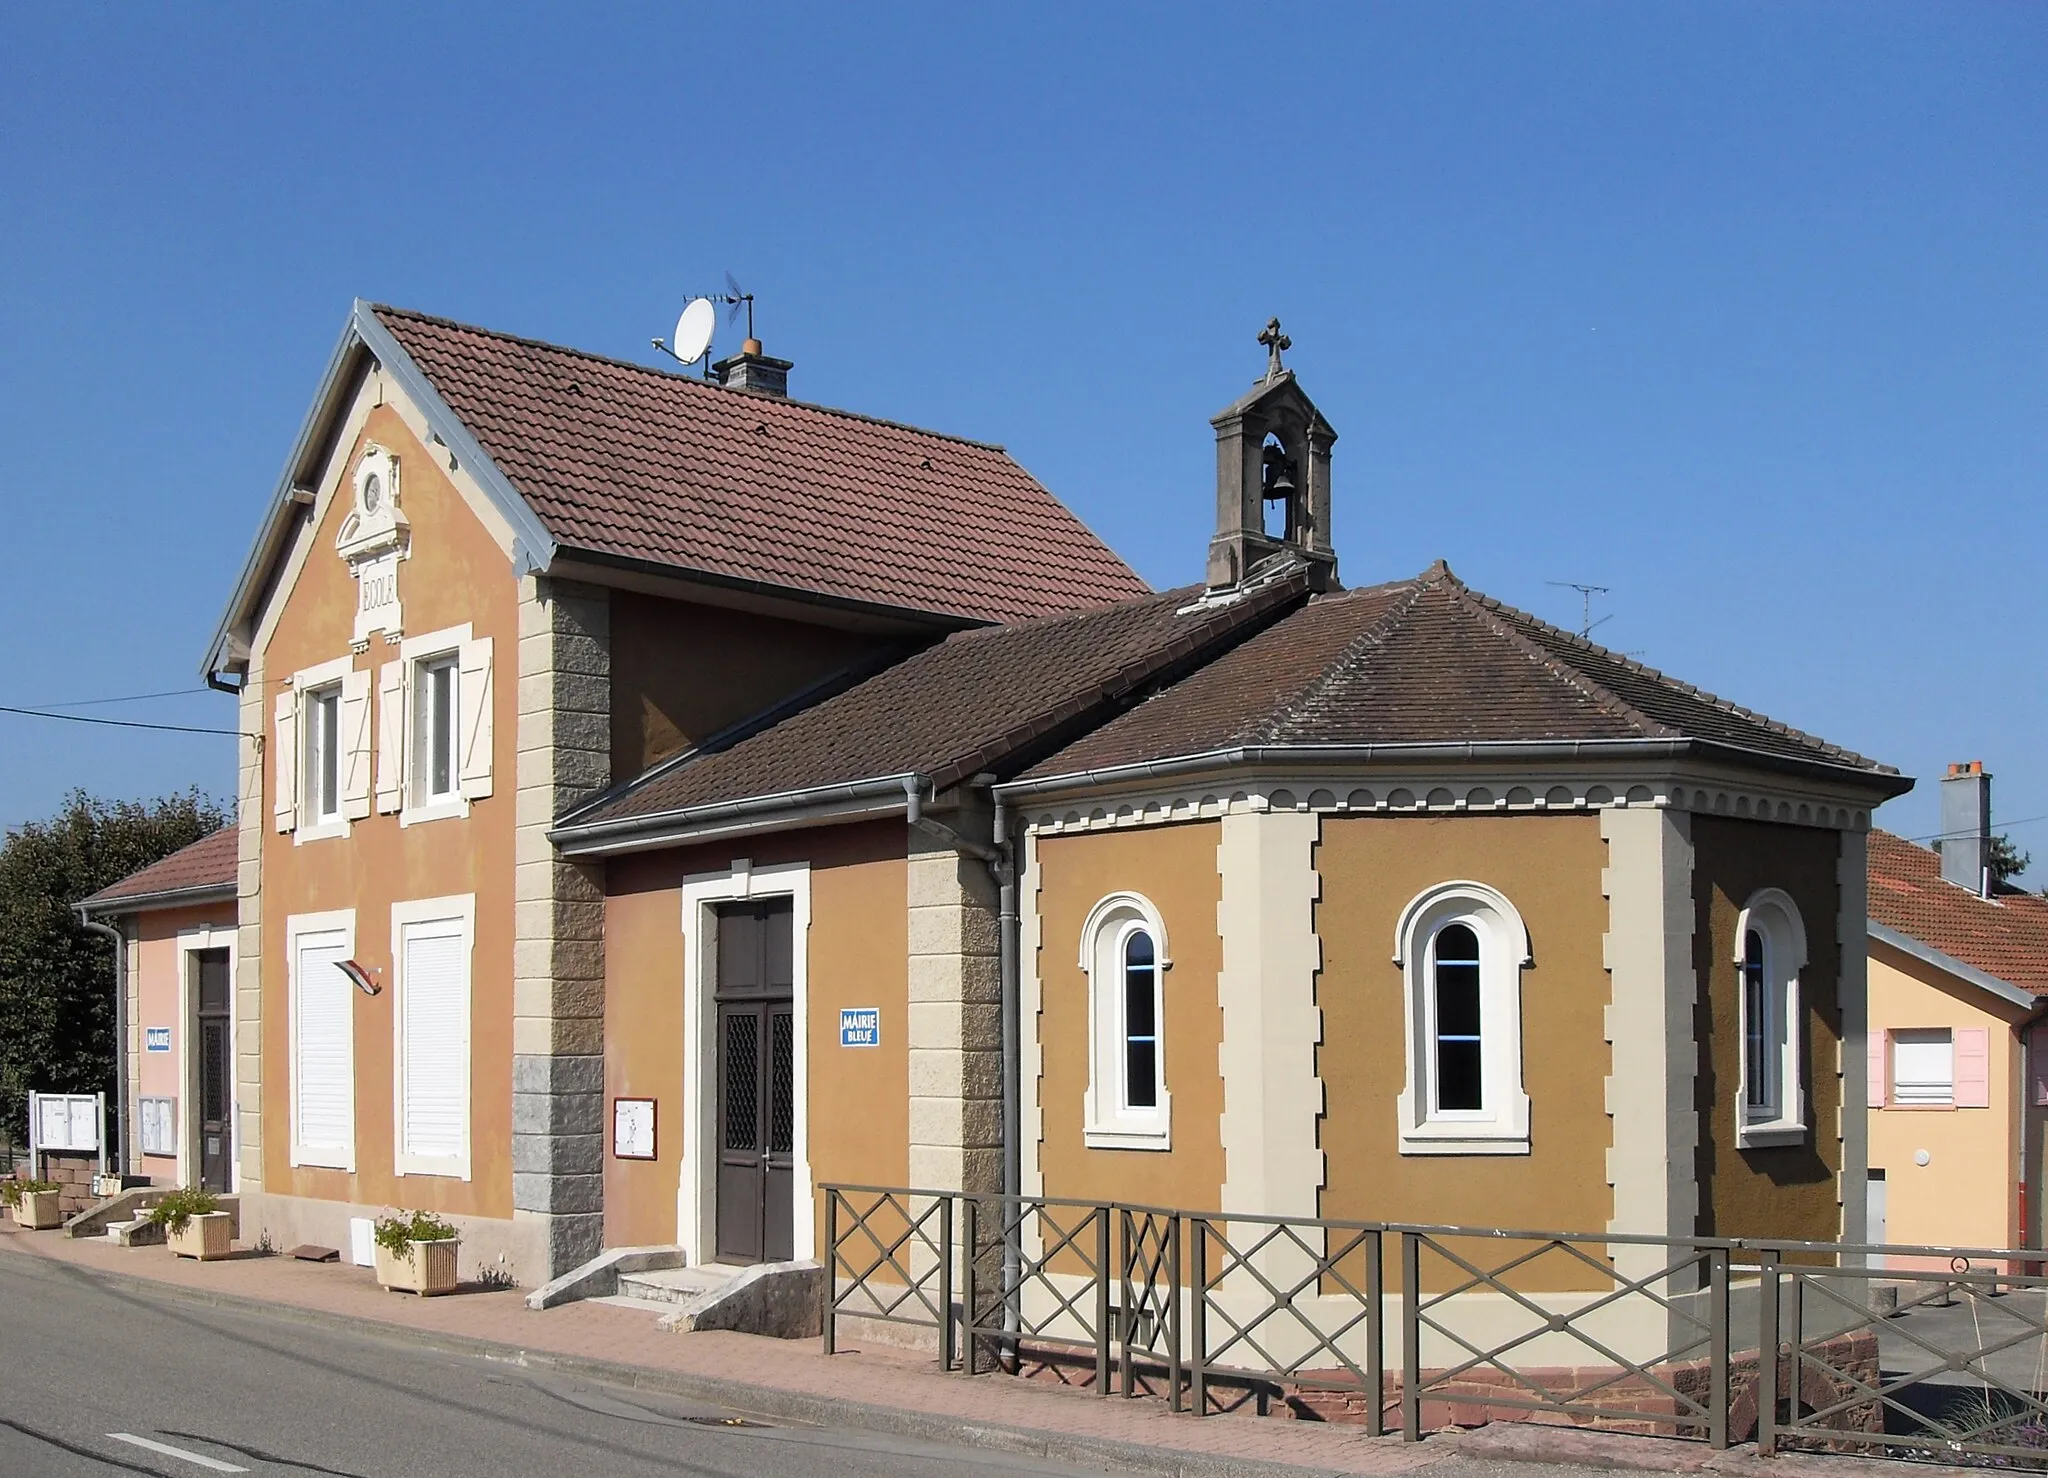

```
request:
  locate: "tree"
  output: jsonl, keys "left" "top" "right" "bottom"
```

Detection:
{"left": 1986, "top": 833, "right": 2032, "bottom": 891}
{"left": 0, "top": 789, "right": 228, "bottom": 1150}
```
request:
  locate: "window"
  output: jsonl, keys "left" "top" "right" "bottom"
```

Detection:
{"left": 1081, "top": 892, "right": 1171, "bottom": 1149}
{"left": 382, "top": 624, "right": 494, "bottom": 823}
{"left": 1395, "top": 882, "right": 1531, "bottom": 1154}
{"left": 392, "top": 895, "right": 474, "bottom": 1179}
{"left": 1734, "top": 888, "right": 1808, "bottom": 1147}
{"left": 274, "top": 656, "right": 368, "bottom": 840}
{"left": 287, "top": 911, "right": 355, "bottom": 1170}
{"left": 304, "top": 684, "right": 342, "bottom": 824}
{"left": 1891, "top": 1030, "right": 1954, "bottom": 1106}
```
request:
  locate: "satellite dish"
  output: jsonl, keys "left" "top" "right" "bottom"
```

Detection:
{"left": 672, "top": 298, "right": 716, "bottom": 363}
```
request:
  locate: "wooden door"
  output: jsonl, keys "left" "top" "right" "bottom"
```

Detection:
{"left": 196, "top": 949, "right": 232, "bottom": 1194}
{"left": 713, "top": 899, "right": 795, "bottom": 1264}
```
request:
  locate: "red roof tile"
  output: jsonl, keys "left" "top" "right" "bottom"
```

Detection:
{"left": 1868, "top": 829, "right": 2048, "bottom": 997}
{"left": 78, "top": 826, "right": 238, "bottom": 912}
{"left": 373, "top": 307, "right": 1147, "bottom": 625}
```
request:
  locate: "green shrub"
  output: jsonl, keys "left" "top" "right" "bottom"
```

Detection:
{"left": 145, "top": 1185, "right": 220, "bottom": 1233}
{"left": 1, "top": 1178, "right": 58, "bottom": 1207}
{"left": 373, "top": 1209, "right": 457, "bottom": 1262}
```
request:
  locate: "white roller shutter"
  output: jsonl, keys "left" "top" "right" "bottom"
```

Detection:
{"left": 375, "top": 660, "right": 406, "bottom": 814}
{"left": 399, "top": 916, "right": 471, "bottom": 1171}
{"left": 273, "top": 691, "right": 298, "bottom": 833}
{"left": 293, "top": 930, "right": 354, "bottom": 1166}
{"left": 340, "top": 667, "right": 372, "bottom": 820}
{"left": 456, "top": 636, "right": 493, "bottom": 800}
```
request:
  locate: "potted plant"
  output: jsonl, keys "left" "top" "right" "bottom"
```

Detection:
{"left": 148, "top": 1186, "right": 233, "bottom": 1260}
{"left": 2, "top": 1178, "right": 63, "bottom": 1230}
{"left": 372, "top": 1209, "right": 460, "bottom": 1296}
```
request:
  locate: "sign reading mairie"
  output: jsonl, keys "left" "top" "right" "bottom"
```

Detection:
{"left": 335, "top": 443, "right": 411, "bottom": 649}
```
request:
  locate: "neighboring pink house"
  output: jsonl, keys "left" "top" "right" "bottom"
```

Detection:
{"left": 77, "top": 827, "right": 239, "bottom": 1191}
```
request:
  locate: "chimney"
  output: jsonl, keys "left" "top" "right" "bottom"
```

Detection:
{"left": 1939, "top": 760, "right": 1992, "bottom": 896}
{"left": 712, "top": 337, "right": 792, "bottom": 397}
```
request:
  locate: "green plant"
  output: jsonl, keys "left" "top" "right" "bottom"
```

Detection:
{"left": 373, "top": 1209, "right": 457, "bottom": 1263}
{"left": 1, "top": 1178, "right": 57, "bottom": 1207}
{"left": 145, "top": 1185, "right": 220, "bottom": 1234}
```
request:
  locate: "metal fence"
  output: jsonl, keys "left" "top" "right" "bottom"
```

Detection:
{"left": 822, "top": 1184, "right": 2048, "bottom": 1465}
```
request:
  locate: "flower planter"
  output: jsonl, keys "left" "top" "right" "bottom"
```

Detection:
{"left": 10, "top": 1190, "right": 63, "bottom": 1230}
{"left": 374, "top": 1237, "right": 459, "bottom": 1296}
{"left": 166, "top": 1210, "right": 234, "bottom": 1261}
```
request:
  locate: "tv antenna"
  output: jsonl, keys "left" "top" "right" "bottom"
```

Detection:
{"left": 1547, "top": 581, "right": 1613, "bottom": 640}
{"left": 719, "top": 271, "right": 756, "bottom": 342}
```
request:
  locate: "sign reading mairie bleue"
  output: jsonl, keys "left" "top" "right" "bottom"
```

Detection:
{"left": 839, "top": 1007, "right": 880, "bottom": 1048}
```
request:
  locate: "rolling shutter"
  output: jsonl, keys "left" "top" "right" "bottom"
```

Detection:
{"left": 457, "top": 636, "right": 493, "bottom": 801}
{"left": 1955, "top": 1027, "right": 1991, "bottom": 1109}
{"left": 293, "top": 931, "right": 354, "bottom": 1165}
{"left": 1868, "top": 1029, "right": 1888, "bottom": 1109}
{"left": 376, "top": 661, "right": 406, "bottom": 814}
{"left": 340, "top": 668, "right": 372, "bottom": 820}
{"left": 273, "top": 691, "right": 297, "bottom": 832}
{"left": 400, "top": 916, "right": 470, "bottom": 1168}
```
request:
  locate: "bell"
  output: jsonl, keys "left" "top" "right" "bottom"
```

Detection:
{"left": 1261, "top": 442, "right": 1297, "bottom": 501}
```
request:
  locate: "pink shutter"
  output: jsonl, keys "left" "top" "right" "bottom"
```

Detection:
{"left": 1868, "top": 1030, "right": 1888, "bottom": 1109}
{"left": 1955, "top": 1028, "right": 1991, "bottom": 1109}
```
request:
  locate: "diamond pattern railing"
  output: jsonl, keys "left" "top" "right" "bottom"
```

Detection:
{"left": 821, "top": 1185, "right": 954, "bottom": 1370}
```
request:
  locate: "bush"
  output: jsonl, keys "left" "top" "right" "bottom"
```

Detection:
{"left": 373, "top": 1209, "right": 457, "bottom": 1262}
{"left": 145, "top": 1185, "right": 220, "bottom": 1233}
{"left": 0, "top": 1178, "right": 58, "bottom": 1207}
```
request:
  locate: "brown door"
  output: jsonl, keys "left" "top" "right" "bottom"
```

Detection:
{"left": 714, "top": 899, "right": 795, "bottom": 1264}
{"left": 196, "top": 949, "right": 232, "bottom": 1194}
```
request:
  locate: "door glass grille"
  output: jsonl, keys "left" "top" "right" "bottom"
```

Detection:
{"left": 202, "top": 1021, "right": 228, "bottom": 1122}
{"left": 769, "top": 1011, "right": 794, "bottom": 1153}
{"left": 724, "top": 1012, "right": 759, "bottom": 1152}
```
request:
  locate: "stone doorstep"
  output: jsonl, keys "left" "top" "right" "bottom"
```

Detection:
{"left": 616, "top": 1265, "right": 739, "bottom": 1306}
{"left": 104, "top": 1218, "right": 165, "bottom": 1248}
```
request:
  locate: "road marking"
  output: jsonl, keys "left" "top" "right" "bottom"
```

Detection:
{"left": 106, "top": 1433, "right": 250, "bottom": 1472}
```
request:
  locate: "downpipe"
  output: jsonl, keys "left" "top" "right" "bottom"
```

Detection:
{"left": 77, "top": 915, "right": 126, "bottom": 1175}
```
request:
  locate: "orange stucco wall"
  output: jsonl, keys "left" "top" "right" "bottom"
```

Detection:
{"left": 1691, "top": 817, "right": 1844, "bottom": 1242}
{"left": 257, "top": 402, "right": 518, "bottom": 1220}
{"left": 1034, "top": 821, "right": 1227, "bottom": 1213}
{"left": 600, "top": 821, "right": 909, "bottom": 1249}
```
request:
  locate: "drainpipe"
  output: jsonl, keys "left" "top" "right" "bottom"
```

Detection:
{"left": 77, "top": 914, "right": 126, "bottom": 1178}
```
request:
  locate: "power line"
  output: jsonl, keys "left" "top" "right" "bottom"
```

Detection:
{"left": 1906, "top": 813, "right": 2048, "bottom": 845}
{"left": 28, "top": 686, "right": 214, "bottom": 710}
{"left": 0, "top": 704, "right": 240, "bottom": 736}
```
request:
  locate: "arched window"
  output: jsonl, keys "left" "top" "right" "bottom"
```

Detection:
{"left": 1080, "top": 893, "right": 1171, "bottom": 1150}
{"left": 1394, "top": 882, "right": 1531, "bottom": 1154}
{"left": 1734, "top": 888, "right": 1808, "bottom": 1147}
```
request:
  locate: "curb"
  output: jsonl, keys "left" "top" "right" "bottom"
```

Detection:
{"left": 18, "top": 1249, "right": 1393, "bottom": 1478}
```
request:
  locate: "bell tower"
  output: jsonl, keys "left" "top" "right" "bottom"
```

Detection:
{"left": 1206, "top": 318, "right": 1339, "bottom": 592}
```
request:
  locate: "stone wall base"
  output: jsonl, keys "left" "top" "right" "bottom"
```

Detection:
{"left": 236, "top": 1191, "right": 555, "bottom": 1290}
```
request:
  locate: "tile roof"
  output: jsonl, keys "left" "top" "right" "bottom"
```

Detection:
{"left": 78, "top": 826, "right": 238, "bottom": 912}
{"left": 372, "top": 307, "right": 1147, "bottom": 625}
{"left": 1868, "top": 829, "right": 2048, "bottom": 998}
{"left": 1022, "top": 561, "right": 1899, "bottom": 780}
{"left": 559, "top": 575, "right": 1309, "bottom": 835}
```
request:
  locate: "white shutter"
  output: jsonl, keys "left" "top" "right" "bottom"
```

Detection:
{"left": 340, "top": 668, "right": 372, "bottom": 820}
{"left": 376, "top": 660, "right": 406, "bottom": 814}
{"left": 273, "top": 691, "right": 298, "bottom": 832}
{"left": 457, "top": 636, "right": 494, "bottom": 800}
{"left": 293, "top": 932, "right": 354, "bottom": 1163}
{"left": 400, "top": 919, "right": 470, "bottom": 1166}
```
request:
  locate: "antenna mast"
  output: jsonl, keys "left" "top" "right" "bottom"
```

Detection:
{"left": 1546, "top": 581, "right": 1612, "bottom": 640}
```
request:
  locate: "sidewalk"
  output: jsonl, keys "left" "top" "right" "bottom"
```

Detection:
{"left": 0, "top": 1220, "right": 1953, "bottom": 1478}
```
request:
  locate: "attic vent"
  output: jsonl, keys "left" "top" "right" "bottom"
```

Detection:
{"left": 918, "top": 456, "right": 933, "bottom": 470}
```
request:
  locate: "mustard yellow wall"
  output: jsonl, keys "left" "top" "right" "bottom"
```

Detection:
{"left": 1316, "top": 814, "right": 1614, "bottom": 1241}
{"left": 1866, "top": 940, "right": 2026, "bottom": 1257}
{"left": 1691, "top": 817, "right": 1843, "bottom": 1241}
{"left": 258, "top": 402, "right": 519, "bottom": 1220}
{"left": 1035, "top": 821, "right": 1227, "bottom": 1213}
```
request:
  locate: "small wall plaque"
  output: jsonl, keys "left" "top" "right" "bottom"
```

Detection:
{"left": 144, "top": 1026, "right": 172, "bottom": 1053}
{"left": 839, "top": 1007, "right": 880, "bottom": 1048}
{"left": 612, "top": 1097, "right": 656, "bottom": 1160}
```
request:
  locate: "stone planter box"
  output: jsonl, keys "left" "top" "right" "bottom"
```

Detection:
{"left": 9, "top": 1190, "right": 63, "bottom": 1230}
{"left": 166, "top": 1211, "right": 235, "bottom": 1261}
{"left": 374, "top": 1238, "right": 459, "bottom": 1296}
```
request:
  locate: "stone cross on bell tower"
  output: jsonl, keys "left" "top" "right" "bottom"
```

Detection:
{"left": 1206, "top": 319, "right": 1339, "bottom": 592}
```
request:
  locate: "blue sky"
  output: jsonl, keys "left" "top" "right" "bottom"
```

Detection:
{"left": 2, "top": 4, "right": 2042, "bottom": 869}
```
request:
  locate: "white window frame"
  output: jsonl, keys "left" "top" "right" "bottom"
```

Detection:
{"left": 286, "top": 908, "right": 356, "bottom": 1171}
{"left": 391, "top": 893, "right": 475, "bottom": 1180}
{"left": 1734, "top": 887, "right": 1809, "bottom": 1148}
{"left": 293, "top": 655, "right": 355, "bottom": 843}
{"left": 1890, "top": 1028, "right": 1955, "bottom": 1107}
{"left": 1394, "top": 881, "right": 1531, "bottom": 1155}
{"left": 1081, "top": 892, "right": 1172, "bottom": 1151}
{"left": 397, "top": 624, "right": 474, "bottom": 827}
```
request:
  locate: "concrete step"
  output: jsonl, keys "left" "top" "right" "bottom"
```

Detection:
{"left": 103, "top": 1218, "right": 165, "bottom": 1247}
{"left": 615, "top": 1265, "right": 739, "bottom": 1307}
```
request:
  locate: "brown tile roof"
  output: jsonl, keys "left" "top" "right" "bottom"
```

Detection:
{"left": 559, "top": 576, "right": 1309, "bottom": 836}
{"left": 78, "top": 826, "right": 238, "bottom": 912}
{"left": 373, "top": 307, "right": 1147, "bottom": 625}
{"left": 1022, "top": 561, "right": 1899, "bottom": 781}
{"left": 1868, "top": 829, "right": 2048, "bottom": 998}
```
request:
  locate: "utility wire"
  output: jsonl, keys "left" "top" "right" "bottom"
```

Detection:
{"left": 29, "top": 686, "right": 213, "bottom": 710}
{"left": 0, "top": 704, "right": 239, "bottom": 736}
{"left": 1906, "top": 813, "right": 2048, "bottom": 845}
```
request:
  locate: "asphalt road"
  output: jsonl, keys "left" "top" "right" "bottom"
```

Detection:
{"left": 0, "top": 1252, "right": 1125, "bottom": 1478}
